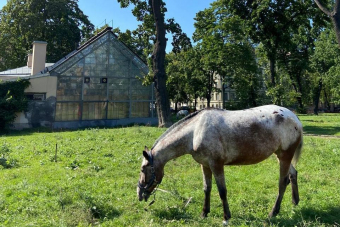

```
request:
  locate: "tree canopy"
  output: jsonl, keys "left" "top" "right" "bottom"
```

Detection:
{"left": 0, "top": 0, "right": 94, "bottom": 71}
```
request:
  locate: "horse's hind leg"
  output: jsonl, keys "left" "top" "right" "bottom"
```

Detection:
{"left": 211, "top": 164, "right": 231, "bottom": 224}
{"left": 269, "top": 160, "right": 291, "bottom": 218}
{"left": 289, "top": 164, "right": 299, "bottom": 205}
{"left": 201, "top": 165, "right": 212, "bottom": 218}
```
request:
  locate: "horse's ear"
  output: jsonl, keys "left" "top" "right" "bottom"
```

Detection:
{"left": 144, "top": 146, "right": 149, "bottom": 152}
{"left": 143, "top": 150, "right": 149, "bottom": 160}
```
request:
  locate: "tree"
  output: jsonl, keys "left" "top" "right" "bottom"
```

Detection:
{"left": 0, "top": 0, "right": 94, "bottom": 71}
{"left": 311, "top": 27, "right": 340, "bottom": 114}
{"left": 117, "top": 0, "right": 190, "bottom": 127}
{"left": 0, "top": 79, "right": 30, "bottom": 132}
{"left": 165, "top": 52, "right": 189, "bottom": 111}
{"left": 314, "top": 0, "right": 340, "bottom": 47}
{"left": 223, "top": 0, "right": 325, "bottom": 104}
{"left": 193, "top": 1, "right": 260, "bottom": 109}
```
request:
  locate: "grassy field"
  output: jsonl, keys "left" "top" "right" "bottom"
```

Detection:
{"left": 299, "top": 114, "right": 340, "bottom": 136}
{"left": 0, "top": 114, "right": 339, "bottom": 226}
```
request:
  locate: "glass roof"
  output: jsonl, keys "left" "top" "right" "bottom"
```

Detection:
{"left": 49, "top": 29, "right": 148, "bottom": 76}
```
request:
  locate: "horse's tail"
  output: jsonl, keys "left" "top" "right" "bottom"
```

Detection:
{"left": 292, "top": 136, "right": 303, "bottom": 167}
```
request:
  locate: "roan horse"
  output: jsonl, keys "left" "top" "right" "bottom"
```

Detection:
{"left": 137, "top": 105, "right": 303, "bottom": 224}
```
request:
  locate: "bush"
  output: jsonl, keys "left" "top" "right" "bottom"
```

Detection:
{"left": 0, "top": 79, "right": 30, "bottom": 131}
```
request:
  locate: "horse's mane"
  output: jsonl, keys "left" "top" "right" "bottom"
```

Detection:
{"left": 151, "top": 108, "right": 225, "bottom": 150}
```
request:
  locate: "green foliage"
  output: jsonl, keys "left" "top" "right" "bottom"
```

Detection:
{"left": 0, "top": 122, "right": 339, "bottom": 226}
{"left": 311, "top": 28, "right": 340, "bottom": 105}
{"left": 193, "top": 2, "right": 262, "bottom": 108}
{"left": 221, "top": 0, "right": 328, "bottom": 107}
{"left": 116, "top": 0, "right": 192, "bottom": 82}
{"left": 165, "top": 52, "right": 189, "bottom": 106}
{"left": 0, "top": 79, "right": 30, "bottom": 131}
{"left": 0, "top": 0, "right": 94, "bottom": 71}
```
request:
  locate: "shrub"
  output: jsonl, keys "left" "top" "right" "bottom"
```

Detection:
{"left": 0, "top": 79, "right": 30, "bottom": 131}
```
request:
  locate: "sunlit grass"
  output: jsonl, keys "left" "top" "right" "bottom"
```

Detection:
{"left": 299, "top": 114, "right": 340, "bottom": 136}
{"left": 0, "top": 120, "right": 339, "bottom": 226}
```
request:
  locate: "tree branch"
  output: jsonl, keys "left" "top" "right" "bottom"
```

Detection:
{"left": 335, "top": 0, "right": 340, "bottom": 15}
{"left": 314, "top": 0, "right": 332, "bottom": 16}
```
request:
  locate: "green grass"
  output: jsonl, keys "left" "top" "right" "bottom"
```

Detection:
{"left": 299, "top": 114, "right": 340, "bottom": 136}
{"left": 0, "top": 117, "right": 339, "bottom": 226}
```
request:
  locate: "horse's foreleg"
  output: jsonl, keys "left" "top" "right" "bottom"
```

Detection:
{"left": 211, "top": 164, "right": 231, "bottom": 223}
{"left": 289, "top": 164, "right": 299, "bottom": 205}
{"left": 201, "top": 165, "right": 212, "bottom": 218}
{"left": 269, "top": 160, "right": 291, "bottom": 218}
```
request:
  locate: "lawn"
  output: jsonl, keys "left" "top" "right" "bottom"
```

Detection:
{"left": 0, "top": 114, "right": 339, "bottom": 226}
{"left": 299, "top": 114, "right": 340, "bottom": 136}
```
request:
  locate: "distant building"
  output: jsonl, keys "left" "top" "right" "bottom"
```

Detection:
{"left": 0, "top": 27, "right": 157, "bottom": 129}
{"left": 196, "top": 78, "right": 237, "bottom": 110}
{"left": 172, "top": 77, "right": 238, "bottom": 111}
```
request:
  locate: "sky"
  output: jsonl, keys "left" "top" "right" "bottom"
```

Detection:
{"left": 0, "top": 0, "right": 216, "bottom": 52}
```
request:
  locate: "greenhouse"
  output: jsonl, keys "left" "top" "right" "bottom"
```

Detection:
{"left": 1, "top": 27, "right": 157, "bottom": 129}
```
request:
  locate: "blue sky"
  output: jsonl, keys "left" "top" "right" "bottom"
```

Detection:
{"left": 0, "top": 0, "right": 215, "bottom": 52}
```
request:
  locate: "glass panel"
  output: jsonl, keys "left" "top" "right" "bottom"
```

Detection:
{"left": 55, "top": 102, "right": 80, "bottom": 121}
{"left": 107, "top": 102, "right": 129, "bottom": 119}
{"left": 131, "top": 102, "right": 151, "bottom": 118}
{"left": 62, "top": 59, "right": 84, "bottom": 76}
{"left": 107, "top": 42, "right": 130, "bottom": 78}
{"left": 82, "top": 102, "right": 107, "bottom": 120}
{"left": 130, "top": 64, "right": 143, "bottom": 78}
{"left": 83, "top": 77, "right": 107, "bottom": 101}
{"left": 130, "top": 79, "right": 151, "bottom": 100}
{"left": 56, "top": 77, "right": 82, "bottom": 101}
{"left": 108, "top": 79, "right": 129, "bottom": 100}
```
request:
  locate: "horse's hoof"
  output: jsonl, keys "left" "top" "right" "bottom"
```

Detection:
{"left": 223, "top": 220, "right": 229, "bottom": 226}
{"left": 268, "top": 211, "right": 278, "bottom": 218}
{"left": 201, "top": 212, "right": 208, "bottom": 218}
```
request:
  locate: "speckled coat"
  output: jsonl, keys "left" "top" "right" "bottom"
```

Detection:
{"left": 138, "top": 105, "right": 303, "bottom": 223}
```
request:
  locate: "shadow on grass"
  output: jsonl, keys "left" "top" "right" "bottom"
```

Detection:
{"left": 91, "top": 206, "right": 122, "bottom": 220}
{"left": 270, "top": 206, "right": 340, "bottom": 226}
{"left": 2, "top": 123, "right": 159, "bottom": 137}
{"left": 153, "top": 207, "right": 194, "bottom": 221}
{"left": 303, "top": 126, "right": 340, "bottom": 136}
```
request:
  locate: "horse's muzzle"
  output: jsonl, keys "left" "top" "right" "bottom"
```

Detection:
{"left": 137, "top": 187, "right": 150, "bottom": 202}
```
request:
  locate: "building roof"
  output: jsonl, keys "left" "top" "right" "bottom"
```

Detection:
{"left": 46, "top": 27, "right": 149, "bottom": 76}
{"left": 0, "top": 63, "right": 54, "bottom": 81}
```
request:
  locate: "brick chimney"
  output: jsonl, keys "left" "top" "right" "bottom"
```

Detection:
{"left": 27, "top": 53, "right": 32, "bottom": 68}
{"left": 31, "top": 41, "right": 47, "bottom": 75}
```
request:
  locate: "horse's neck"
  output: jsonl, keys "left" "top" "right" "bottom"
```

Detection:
{"left": 152, "top": 136, "right": 190, "bottom": 168}
{"left": 153, "top": 146, "right": 186, "bottom": 166}
{"left": 152, "top": 122, "right": 194, "bottom": 180}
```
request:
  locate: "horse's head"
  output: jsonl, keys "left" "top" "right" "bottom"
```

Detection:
{"left": 137, "top": 146, "right": 160, "bottom": 202}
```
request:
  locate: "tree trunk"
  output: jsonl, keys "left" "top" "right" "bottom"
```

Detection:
{"left": 151, "top": 0, "right": 171, "bottom": 127}
{"left": 290, "top": 77, "right": 303, "bottom": 110}
{"left": 331, "top": 13, "right": 340, "bottom": 47}
{"left": 269, "top": 55, "right": 276, "bottom": 87}
{"left": 323, "top": 88, "right": 331, "bottom": 111}
{"left": 222, "top": 81, "right": 225, "bottom": 109}
{"left": 206, "top": 71, "right": 214, "bottom": 108}
{"left": 249, "top": 82, "right": 257, "bottom": 107}
{"left": 313, "top": 78, "right": 323, "bottom": 115}
{"left": 194, "top": 95, "right": 198, "bottom": 111}
{"left": 315, "top": 0, "right": 340, "bottom": 47}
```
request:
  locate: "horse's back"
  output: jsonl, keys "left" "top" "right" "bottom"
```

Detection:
{"left": 192, "top": 105, "right": 303, "bottom": 165}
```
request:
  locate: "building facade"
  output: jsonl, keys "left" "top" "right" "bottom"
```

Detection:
{"left": 0, "top": 28, "right": 157, "bottom": 129}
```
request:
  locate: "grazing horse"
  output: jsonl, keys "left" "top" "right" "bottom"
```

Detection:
{"left": 137, "top": 105, "right": 303, "bottom": 224}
